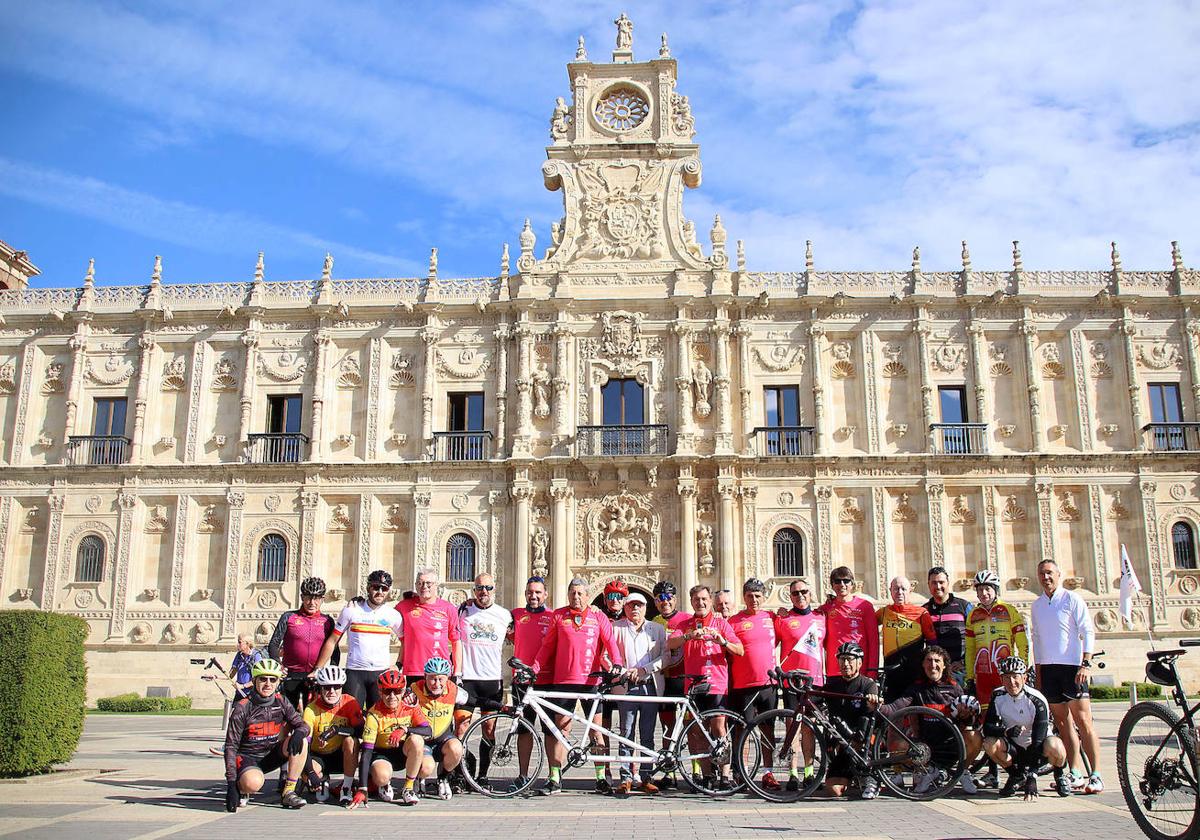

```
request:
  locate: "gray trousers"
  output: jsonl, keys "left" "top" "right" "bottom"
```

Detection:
{"left": 617, "top": 681, "right": 659, "bottom": 781}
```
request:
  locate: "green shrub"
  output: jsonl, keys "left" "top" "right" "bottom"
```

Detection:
{"left": 158, "top": 696, "right": 192, "bottom": 712}
{"left": 1089, "top": 681, "right": 1162, "bottom": 700}
{"left": 95, "top": 694, "right": 193, "bottom": 712}
{"left": 0, "top": 612, "right": 88, "bottom": 777}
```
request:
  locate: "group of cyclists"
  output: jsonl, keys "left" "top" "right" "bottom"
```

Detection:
{"left": 222, "top": 557, "right": 1102, "bottom": 810}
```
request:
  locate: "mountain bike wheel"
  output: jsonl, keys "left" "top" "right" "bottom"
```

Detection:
{"left": 1118, "top": 701, "right": 1200, "bottom": 840}
{"left": 736, "top": 708, "right": 827, "bottom": 802}
{"left": 874, "top": 707, "right": 966, "bottom": 801}
{"left": 675, "top": 709, "right": 749, "bottom": 797}
{"left": 461, "top": 712, "right": 543, "bottom": 798}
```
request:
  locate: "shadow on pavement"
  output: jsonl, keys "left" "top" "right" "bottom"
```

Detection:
{"left": 90, "top": 776, "right": 228, "bottom": 811}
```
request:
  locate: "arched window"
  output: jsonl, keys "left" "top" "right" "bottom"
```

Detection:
{"left": 258, "top": 534, "right": 287, "bottom": 582}
{"left": 773, "top": 527, "right": 804, "bottom": 578}
{"left": 447, "top": 533, "right": 476, "bottom": 582}
{"left": 1173, "top": 521, "right": 1197, "bottom": 570}
{"left": 75, "top": 535, "right": 105, "bottom": 582}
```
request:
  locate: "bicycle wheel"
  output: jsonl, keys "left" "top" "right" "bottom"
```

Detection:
{"left": 1118, "top": 701, "right": 1200, "bottom": 840}
{"left": 874, "top": 707, "right": 966, "bottom": 801}
{"left": 675, "top": 709, "right": 749, "bottom": 796}
{"left": 737, "top": 708, "right": 828, "bottom": 802}
{"left": 460, "top": 712, "right": 543, "bottom": 798}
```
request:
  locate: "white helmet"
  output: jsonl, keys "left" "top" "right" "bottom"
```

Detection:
{"left": 973, "top": 570, "right": 1001, "bottom": 591}
{"left": 313, "top": 665, "right": 346, "bottom": 686}
{"left": 953, "top": 694, "right": 981, "bottom": 719}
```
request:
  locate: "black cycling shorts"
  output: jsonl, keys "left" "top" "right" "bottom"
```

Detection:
{"left": 728, "top": 685, "right": 777, "bottom": 718}
{"left": 460, "top": 679, "right": 504, "bottom": 712}
{"left": 310, "top": 749, "right": 347, "bottom": 776}
{"left": 282, "top": 674, "right": 311, "bottom": 711}
{"left": 691, "top": 692, "right": 727, "bottom": 714}
{"left": 544, "top": 682, "right": 602, "bottom": 718}
{"left": 513, "top": 682, "right": 554, "bottom": 733}
{"left": 235, "top": 747, "right": 286, "bottom": 778}
{"left": 345, "top": 668, "right": 385, "bottom": 710}
{"left": 1038, "top": 663, "right": 1090, "bottom": 704}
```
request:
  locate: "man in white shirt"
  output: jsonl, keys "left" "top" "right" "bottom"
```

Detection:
{"left": 457, "top": 573, "right": 512, "bottom": 785}
{"left": 612, "top": 593, "right": 667, "bottom": 795}
{"left": 1030, "top": 559, "right": 1101, "bottom": 794}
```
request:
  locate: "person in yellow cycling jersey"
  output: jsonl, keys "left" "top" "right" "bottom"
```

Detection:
{"left": 302, "top": 665, "right": 363, "bottom": 806}
{"left": 348, "top": 669, "right": 432, "bottom": 807}
{"left": 409, "top": 656, "right": 473, "bottom": 800}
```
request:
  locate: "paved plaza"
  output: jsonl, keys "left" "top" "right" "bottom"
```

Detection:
{"left": 0, "top": 703, "right": 1150, "bottom": 840}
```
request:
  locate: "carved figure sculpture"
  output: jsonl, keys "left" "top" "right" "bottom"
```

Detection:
{"left": 692, "top": 360, "right": 713, "bottom": 417}
{"left": 697, "top": 524, "right": 715, "bottom": 575}
{"left": 614, "top": 12, "right": 633, "bottom": 50}
{"left": 531, "top": 526, "right": 550, "bottom": 578}
{"left": 550, "top": 96, "right": 571, "bottom": 140}
{"left": 531, "top": 365, "right": 552, "bottom": 418}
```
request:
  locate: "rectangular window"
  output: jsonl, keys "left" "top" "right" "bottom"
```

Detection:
{"left": 601, "top": 379, "right": 644, "bottom": 425}
{"left": 938, "top": 386, "right": 968, "bottom": 424}
{"left": 763, "top": 386, "right": 801, "bottom": 427}
{"left": 92, "top": 397, "right": 128, "bottom": 436}
{"left": 448, "top": 392, "right": 485, "bottom": 431}
{"left": 267, "top": 395, "right": 303, "bottom": 434}
{"left": 1149, "top": 383, "right": 1186, "bottom": 451}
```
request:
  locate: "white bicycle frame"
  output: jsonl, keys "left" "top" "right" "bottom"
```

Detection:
{"left": 516, "top": 683, "right": 726, "bottom": 767}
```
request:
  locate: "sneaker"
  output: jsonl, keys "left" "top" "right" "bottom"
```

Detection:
{"left": 538, "top": 779, "right": 562, "bottom": 796}
{"left": 1083, "top": 773, "right": 1104, "bottom": 795}
{"left": 1023, "top": 773, "right": 1040, "bottom": 799}
{"left": 400, "top": 787, "right": 419, "bottom": 806}
{"left": 338, "top": 784, "right": 353, "bottom": 806}
{"left": 912, "top": 769, "right": 941, "bottom": 795}
{"left": 594, "top": 777, "right": 612, "bottom": 794}
{"left": 658, "top": 775, "right": 677, "bottom": 790}
{"left": 1054, "top": 772, "right": 1073, "bottom": 798}
{"left": 786, "top": 776, "right": 800, "bottom": 792}
{"left": 436, "top": 779, "right": 453, "bottom": 801}
{"left": 377, "top": 783, "right": 395, "bottom": 803}
{"left": 1070, "top": 771, "right": 1087, "bottom": 791}
{"left": 637, "top": 780, "right": 659, "bottom": 794}
{"left": 959, "top": 771, "right": 978, "bottom": 795}
{"left": 716, "top": 777, "right": 734, "bottom": 792}
{"left": 999, "top": 771, "right": 1021, "bottom": 798}
{"left": 761, "top": 771, "right": 782, "bottom": 790}
{"left": 280, "top": 790, "right": 307, "bottom": 809}
{"left": 979, "top": 769, "right": 999, "bottom": 789}
{"left": 860, "top": 776, "right": 880, "bottom": 800}
{"left": 506, "top": 775, "right": 529, "bottom": 794}
{"left": 615, "top": 780, "right": 633, "bottom": 796}
{"left": 238, "top": 794, "right": 250, "bottom": 808}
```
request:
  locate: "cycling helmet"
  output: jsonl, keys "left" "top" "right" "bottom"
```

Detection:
{"left": 367, "top": 569, "right": 393, "bottom": 588}
{"left": 251, "top": 658, "right": 286, "bottom": 679}
{"left": 423, "top": 657, "right": 452, "bottom": 676}
{"left": 952, "top": 695, "right": 981, "bottom": 718}
{"left": 312, "top": 665, "right": 346, "bottom": 686}
{"left": 300, "top": 576, "right": 327, "bottom": 597}
{"left": 652, "top": 581, "right": 678, "bottom": 599}
{"left": 743, "top": 577, "right": 766, "bottom": 593}
{"left": 973, "top": 570, "right": 1001, "bottom": 591}
{"left": 604, "top": 579, "right": 629, "bottom": 597}
{"left": 836, "top": 642, "right": 865, "bottom": 660}
{"left": 378, "top": 668, "right": 405, "bottom": 690}
{"left": 997, "top": 656, "right": 1028, "bottom": 675}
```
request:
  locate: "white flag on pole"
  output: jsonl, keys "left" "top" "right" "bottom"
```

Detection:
{"left": 1119, "top": 543, "right": 1143, "bottom": 627}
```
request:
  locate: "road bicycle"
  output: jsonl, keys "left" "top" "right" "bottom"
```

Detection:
{"left": 1117, "top": 639, "right": 1200, "bottom": 840}
{"left": 735, "top": 666, "right": 966, "bottom": 802}
{"left": 459, "top": 658, "right": 749, "bottom": 798}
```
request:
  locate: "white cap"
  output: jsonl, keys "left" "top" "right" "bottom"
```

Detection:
{"left": 625, "top": 592, "right": 647, "bottom": 605}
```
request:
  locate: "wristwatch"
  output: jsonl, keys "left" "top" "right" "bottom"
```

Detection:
{"left": 1080, "top": 659, "right": 1092, "bottom": 668}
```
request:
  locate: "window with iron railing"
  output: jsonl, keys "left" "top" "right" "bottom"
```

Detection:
{"left": 447, "top": 533, "right": 476, "bottom": 582}
{"left": 258, "top": 533, "right": 287, "bottom": 581}
{"left": 1173, "top": 521, "right": 1197, "bottom": 570}
{"left": 773, "top": 527, "right": 805, "bottom": 578}
{"left": 75, "top": 535, "right": 105, "bottom": 582}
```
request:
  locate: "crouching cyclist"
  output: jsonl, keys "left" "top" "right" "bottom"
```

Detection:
{"left": 982, "top": 656, "right": 1070, "bottom": 800}
{"left": 223, "top": 658, "right": 309, "bottom": 812}
{"left": 410, "top": 656, "right": 472, "bottom": 799}
{"left": 302, "top": 665, "right": 363, "bottom": 805}
{"left": 348, "top": 669, "right": 433, "bottom": 807}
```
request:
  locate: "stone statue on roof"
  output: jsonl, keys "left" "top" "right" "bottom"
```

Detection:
{"left": 614, "top": 13, "right": 633, "bottom": 50}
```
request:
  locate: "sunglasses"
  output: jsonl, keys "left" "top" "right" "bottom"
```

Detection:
{"left": 256, "top": 676, "right": 280, "bottom": 683}
{"left": 790, "top": 589, "right": 810, "bottom": 596}
{"left": 381, "top": 688, "right": 405, "bottom": 696}
{"left": 474, "top": 585, "right": 495, "bottom": 592}
{"left": 655, "top": 594, "right": 674, "bottom": 601}
{"left": 368, "top": 584, "right": 390, "bottom": 592}
{"left": 832, "top": 578, "right": 853, "bottom": 585}
{"left": 605, "top": 593, "right": 624, "bottom": 600}
{"left": 320, "top": 685, "right": 343, "bottom": 692}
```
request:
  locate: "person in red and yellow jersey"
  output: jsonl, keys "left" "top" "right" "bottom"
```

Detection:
{"left": 876, "top": 576, "right": 937, "bottom": 702}
{"left": 302, "top": 665, "right": 364, "bottom": 806}
{"left": 348, "top": 669, "right": 432, "bottom": 808}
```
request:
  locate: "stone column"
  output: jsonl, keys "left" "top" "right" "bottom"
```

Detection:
{"left": 365, "top": 337, "right": 382, "bottom": 460}
{"left": 0, "top": 496, "right": 11, "bottom": 598}
{"left": 550, "top": 480, "right": 572, "bottom": 604}
{"left": 860, "top": 331, "right": 881, "bottom": 452}
{"left": 982, "top": 486, "right": 1002, "bottom": 581}
{"left": 1138, "top": 479, "right": 1166, "bottom": 625}
{"left": 309, "top": 330, "right": 331, "bottom": 461}
{"left": 914, "top": 321, "right": 935, "bottom": 452}
{"left": 299, "top": 490, "right": 319, "bottom": 581}
{"left": 169, "top": 494, "right": 191, "bottom": 607}
{"left": 510, "top": 484, "right": 532, "bottom": 605}
{"left": 735, "top": 322, "right": 754, "bottom": 455}
{"left": 420, "top": 326, "right": 439, "bottom": 459}
{"left": 109, "top": 490, "right": 138, "bottom": 639}
{"left": 1121, "top": 309, "right": 1146, "bottom": 449}
{"left": 1034, "top": 481, "right": 1054, "bottom": 564}
{"left": 1069, "top": 328, "right": 1094, "bottom": 450}
{"left": 129, "top": 334, "right": 155, "bottom": 463}
{"left": 356, "top": 494, "right": 375, "bottom": 597}
{"left": 739, "top": 484, "right": 759, "bottom": 581}
{"left": 678, "top": 474, "right": 698, "bottom": 597}
{"left": 237, "top": 332, "right": 259, "bottom": 455}
{"left": 1185, "top": 317, "right": 1200, "bottom": 420}
{"left": 39, "top": 492, "right": 65, "bottom": 609}
{"left": 221, "top": 489, "right": 246, "bottom": 640}
{"left": 10, "top": 342, "right": 38, "bottom": 464}
{"left": 552, "top": 323, "right": 571, "bottom": 452}
{"left": 513, "top": 324, "right": 533, "bottom": 456}
{"left": 64, "top": 331, "right": 87, "bottom": 439}
{"left": 814, "top": 486, "right": 834, "bottom": 600}
{"left": 487, "top": 490, "right": 505, "bottom": 582}
{"left": 870, "top": 488, "right": 893, "bottom": 599}
{"left": 926, "top": 481, "right": 946, "bottom": 568}
{"left": 1020, "top": 318, "right": 1045, "bottom": 452}
{"left": 672, "top": 320, "right": 694, "bottom": 453}
{"left": 966, "top": 320, "right": 988, "bottom": 429}
{"left": 413, "top": 488, "right": 432, "bottom": 574}
{"left": 809, "top": 325, "right": 827, "bottom": 455}
{"left": 712, "top": 321, "right": 733, "bottom": 453}
{"left": 494, "top": 325, "right": 510, "bottom": 458}
{"left": 1086, "top": 484, "right": 1110, "bottom": 594}
{"left": 717, "top": 478, "right": 737, "bottom": 592}
{"left": 182, "top": 341, "right": 207, "bottom": 462}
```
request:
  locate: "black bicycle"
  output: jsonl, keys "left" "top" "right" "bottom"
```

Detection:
{"left": 1117, "top": 640, "right": 1200, "bottom": 840}
{"left": 735, "top": 666, "right": 966, "bottom": 802}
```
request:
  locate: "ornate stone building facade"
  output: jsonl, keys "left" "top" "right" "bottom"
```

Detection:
{"left": 1, "top": 21, "right": 1198, "bottom": 700}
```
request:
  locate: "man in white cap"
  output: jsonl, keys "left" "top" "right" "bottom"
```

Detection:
{"left": 612, "top": 592, "right": 667, "bottom": 794}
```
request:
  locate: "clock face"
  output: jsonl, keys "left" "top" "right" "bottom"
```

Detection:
{"left": 594, "top": 86, "right": 650, "bottom": 132}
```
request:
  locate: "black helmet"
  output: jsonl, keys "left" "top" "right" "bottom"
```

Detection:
{"left": 652, "top": 581, "right": 678, "bottom": 598}
{"left": 367, "top": 569, "right": 393, "bottom": 588}
{"left": 300, "top": 576, "right": 327, "bottom": 597}
{"left": 836, "top": 641, "right": 865, "bottom": 660}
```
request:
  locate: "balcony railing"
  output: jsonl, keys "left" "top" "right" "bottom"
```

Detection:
{"left": 1144, "top": 422, "right": 1200, "bottom": 452}
{"left": 66, "top": 435, "right": 130, "bottom": 465}
{"left": 434, "top": 430, "right": 493, "bottom": 461}
{"left": 751, "top": 426, "right": 816, "bottom": 457}
{"left": 576, "top": 424, "right": 669, "bottom": 457}
{"left": 931, "top": 423, "right": 988, "bottom": 455}
{"left": 246, "top": 433, "right": 308, "bottom": 464}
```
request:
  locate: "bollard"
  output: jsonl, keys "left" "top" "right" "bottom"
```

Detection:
{"left": 1130, "top": 681, "right": 1138, "bottom": 707}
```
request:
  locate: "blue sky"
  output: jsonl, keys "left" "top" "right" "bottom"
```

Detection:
{"left": 1, "top": 1, "right": 1198, "bottom": 287}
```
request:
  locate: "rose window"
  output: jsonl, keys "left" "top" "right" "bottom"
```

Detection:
{"left": 594, "top": 87, "right": 650, "bottom": 132}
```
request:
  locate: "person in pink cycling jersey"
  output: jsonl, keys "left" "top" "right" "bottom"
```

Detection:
{"left": 531, "top": 576, "right": 624, "bottom": 796}
{"left": 508, "top": 575, "right": 554, "bottom": 789}
{"left": 397, "top": 566, "right": 462, "bottom": 684}
{"left": 775, "top": 577, "right": 825, "bottom": 791}
{"left": 816, "top": 566, "right": 879, "bottom": 679}
{"left": 729, "top": 578, "right": 785, "bottom": 790}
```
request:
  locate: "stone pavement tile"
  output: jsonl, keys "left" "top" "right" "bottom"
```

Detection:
{"left": 0, "top": 803, "right": 103, "bottom": 819}
{"left": 16, "top": 821, "right": 175, "bottom": 840}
